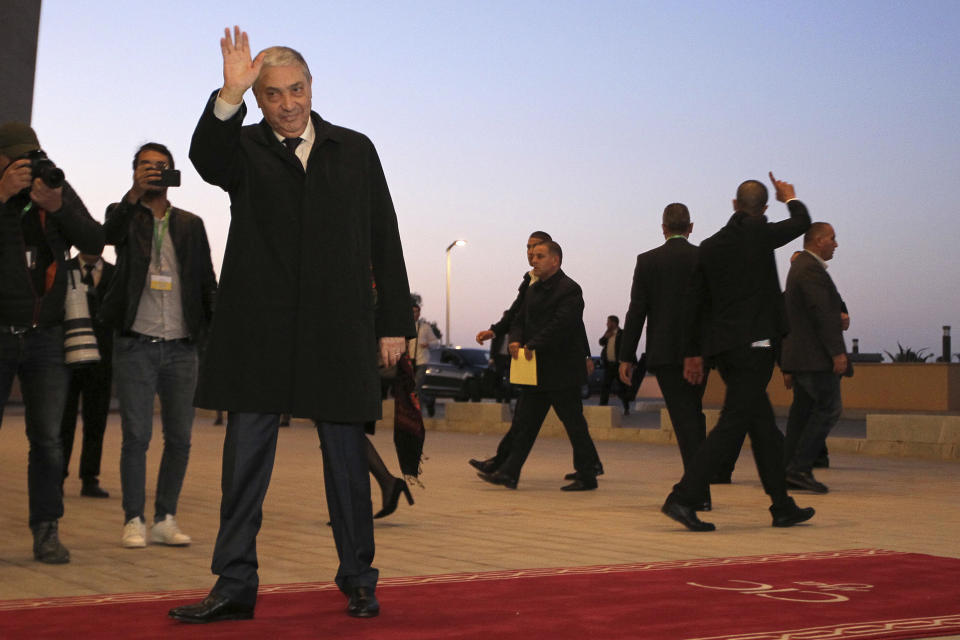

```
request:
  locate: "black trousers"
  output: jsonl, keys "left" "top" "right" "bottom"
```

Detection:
{"left": 674, "top": 346, "right": 789, "bottom": 508}
{"left": 499, "top": 386, "right": 601, "bottom": 480}
{"left": 655, "top": 365, "right": 709, "bottom": 503}
{"left": 211, "top": 413, "right": 376, "bottom": 607}
{"left": 60, "top": 360, "right": 112, "bottom": 482}
{"left": 599, "top": 363, "right": 629, "bottom": 412}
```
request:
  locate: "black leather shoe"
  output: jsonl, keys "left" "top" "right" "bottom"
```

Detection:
{"left": 346, "top": 587, "right": 380, "bottom": 618}
{"left": 786, "top": 470, "right": 829, "bottom": 494}
{"left": 477, "top": 470, "right": 518, "bottom": 489}
{"left": 374, "top": 479, "right": 414, "bottom": 519}
{"left": 564, "top": 464, "right": 605, "bottom": 480}
{"left": 81, "top": 480, "right": 109, "bottom": 498}
{"left": 561, "top": 477, "right": 597, "bottom": 491}
{"left": 771, "top": 503, "right": 816, "bottom": 528}
{"left": 169, "top": 594, "right": 254, "bottom": 623}
{"left": 31, "top": 520, "right": 70, "bottom": 564}
{"left": 469, "top": 457, "right": 498, "bottom": 473}
{"left": 661, "top": 495, "right": 715, "bottom": 531}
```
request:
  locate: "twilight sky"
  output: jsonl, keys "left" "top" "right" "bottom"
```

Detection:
{"left": 30, "top": 0, "right": 960, "bottom": 358}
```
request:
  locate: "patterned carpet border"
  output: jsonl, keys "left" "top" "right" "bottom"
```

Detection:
{"left": 0, "top": 548, "right": 903, "bottom": 612}
{"left": 688, "top": 614, "right": 960, "bottom": 640}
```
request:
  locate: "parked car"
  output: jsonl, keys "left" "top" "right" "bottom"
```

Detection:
{"left": 583, "top": 356, "right": 605, "bottom": 398}
{"left": 421, "top": 347, "right": 496, "bottom": 403}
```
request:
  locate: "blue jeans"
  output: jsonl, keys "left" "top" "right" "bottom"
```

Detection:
{"left": 113, "top": 335, "right": 197, "bottom": 523}
{"left": 784, "top": 371, "right": 842, "bottom": 474}
{"left": 0, "top": 326, "right": 69, "bottom": 527}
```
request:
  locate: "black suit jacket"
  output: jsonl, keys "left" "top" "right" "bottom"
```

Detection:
{"left": 620, "top": 237, "right": 699, "bottom": 370}
{"left": 780, "top": 251, "right": 846, "bottom": 372}
{"left": 508, "top": 269, "right": 588, "bottom": 391}
{"left": 683, "top": 200, "right": 811, "bottom": 358}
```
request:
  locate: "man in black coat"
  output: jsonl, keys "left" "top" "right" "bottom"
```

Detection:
{"left": 598, "top": 315, "right": 630, "bottom": 414}
{"left": 170, "top": 28, "right": 413, "bottom": 624}
{"left": 619, "top": 203, "right": 710, "bottom": 509}
{"left": 471, "top": 232, "right": 601, "bottom": 483}
{"left": 661, "top": 174, "right": 815, "bottom": 532}
{"left": 477, "top": 241, "right": 602, "bottom": 491}
{"left": 60, "top": 252, "right": 115, "bottom": 499}
{"left": 0, "top": 122, "right": 105, "bottom": 564}
{"left": 780, "top": 222, "right": 847, "bottom": 494}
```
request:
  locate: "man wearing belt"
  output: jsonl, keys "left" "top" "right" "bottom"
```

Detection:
{"left": 0, "top": 122, "right": 104, "bottom": 564}
{"left": 101, "top": 142, "right": 217, "bottom": 549}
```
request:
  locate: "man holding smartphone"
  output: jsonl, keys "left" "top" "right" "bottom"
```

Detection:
{"left": 101, "top": 142, "right": 217, "bottom": 550}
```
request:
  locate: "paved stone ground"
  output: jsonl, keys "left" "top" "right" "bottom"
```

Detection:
{"left": 1, "top": 409, "right": 957, "bottom": 638}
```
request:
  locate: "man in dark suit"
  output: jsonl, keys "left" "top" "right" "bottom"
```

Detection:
{"left": 170, "top": 28, "right": 413, "bottom": 624}
{"left": 780, "top": 222, "right": 847, "bottom": 494}
{"left": 477, "top": 241, "right": 602, "bottom": 491}
{"left": 599, "top": 315, "right": 630, "bottom": 414}
{"left": 60, "top": 252, "right": 115, "bottom": 498}
{"left": 661, "top": 174, "right": 815, "bottom": 532}
{"left": 619, "top": 203, "right": 710, "bottom": 509}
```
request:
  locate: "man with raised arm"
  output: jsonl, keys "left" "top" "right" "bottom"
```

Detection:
{"left": 169, "top": 27, "right": 413, "bottom": 624}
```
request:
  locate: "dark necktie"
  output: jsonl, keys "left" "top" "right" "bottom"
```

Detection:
{"left": 282, "top": 137, "right": 302, "bottom": 155}
{"left": 81, "top": 263, "right": 95, "bottom": 286}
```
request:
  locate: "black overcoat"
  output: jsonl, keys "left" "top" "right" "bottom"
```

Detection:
{"left": 189, "top": 92, "right": 414, "bottom": 422}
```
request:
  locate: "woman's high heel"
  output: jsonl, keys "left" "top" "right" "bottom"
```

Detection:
{"left": 373, "top": 479, "right": 414, "bottom": 519}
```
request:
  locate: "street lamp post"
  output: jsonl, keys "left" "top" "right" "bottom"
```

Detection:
{"left": 444, "top": 239, "right": 466, "bottom": 346}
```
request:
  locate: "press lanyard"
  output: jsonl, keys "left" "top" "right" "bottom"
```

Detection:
{"left": 153, "top": 208, "right": 171, "bottom": 266}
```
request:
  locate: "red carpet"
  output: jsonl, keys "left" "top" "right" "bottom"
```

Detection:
{"left": 2, "top": 549, "right": 959, "bottom": 639}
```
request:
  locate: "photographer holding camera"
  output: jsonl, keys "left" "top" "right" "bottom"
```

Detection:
{"left": 100, "top": 142, "right": 217, "bottom": 550}
{"left": 0, "top": 121, "right": 105, "bottom": 564}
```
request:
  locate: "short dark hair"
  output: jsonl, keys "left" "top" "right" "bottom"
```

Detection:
{"left": 608, "top": 315, "right": 619, "bottom": 324}
{"left": 133, "top": 142, "right": 174, "bottom": 170}
{"left": 804, "top": 221, "right": 832, "bottom": 246}
{"left": 735, "top": 180, "right": 768, "bottom": 215}
{"left": 529, "top": 231, "right": 552, "bottom": 242}
{"left": 662, "top": 203, "right": 691, "bottom": 233}
{"left": 542, "top": 240, "right": 562, "bottom": 263}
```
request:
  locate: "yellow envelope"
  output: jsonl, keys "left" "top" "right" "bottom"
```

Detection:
{"left": 509, "top": 348, "right": 538, "bottom": 386}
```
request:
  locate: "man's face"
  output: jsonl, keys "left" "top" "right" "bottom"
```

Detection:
{"left": 254, "top": 65, "right": 312, "bottom": 139}
{"left": 135, "top": 149, "right": 172, "bottom": 196}
{"left": 606, "top": 318, "right": 617, "bottom": 331}
{"left": 412, "top": 306, "right": 421, "bottom": 322}
{"left": 526, "top": 237, "right": 544, "bottom": 266}
{"left": 529, "top": 246, "right": 560, "bottom": 280}
{"left": 813, "top": 225, "right": 837, "bottom": 261}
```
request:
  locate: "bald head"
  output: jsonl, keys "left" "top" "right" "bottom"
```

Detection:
{"left": 735, "top": 180, "right": 769, "bottom": 216}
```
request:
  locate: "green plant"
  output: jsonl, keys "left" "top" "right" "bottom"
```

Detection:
{"left": 884, "top": 343, "right": 933, "bottom": 362}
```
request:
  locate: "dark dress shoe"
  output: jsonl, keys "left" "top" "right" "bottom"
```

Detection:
{"left": 346, "top": 587, "right": 380, "bottom": 618}
{"left": 477, "top": 470, "right": 518, "bottom": 489}
{"left": 81, "top": 480, "right": 109, "bottom": 498}
{"left": 374, "top": 479, "right": 414, "bottom": 519}
{"left": 786, "top": 470, "right": 829, "bottom": 494}
{"left": 561, "top": 477, "right": 598, "bottom": 491}
{"left": 563, "top": 464, "right": 604, "bottom": 481}
{"left": 169, "top": 594, "right": 254, "bottom": 623}
{"left": 31, "top": 520, "right": 70, "bottom": 564}
{"left": 469, "top": 457, "right": 498, "bottom": 473}
{"left": 771, "top": 503, "right": 816, "bottom": 528}
{"left": 661, "top": 494, "right": 715, "bottom": 531}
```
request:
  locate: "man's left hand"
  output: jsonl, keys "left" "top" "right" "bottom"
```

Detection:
{"left": 833, "top": 353, "right": 849, "bottom": 376}
{"left": 29, "top": 178, "right": 62, "bottom": 212}
{"left": 586, "top": 357, "right": 595, "bottom": 376}
{"left": 379, "top": 337, "right": 406, "bottom": 367}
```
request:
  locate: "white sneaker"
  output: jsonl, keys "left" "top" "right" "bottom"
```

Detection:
{"left": 122, "top": 517, "right": 147, "bottom": 548}
{"left": 150, "top": 515, "right": 192, "bottom": 546}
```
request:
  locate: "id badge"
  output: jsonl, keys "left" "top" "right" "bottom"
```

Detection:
{"left": 150, "top": 273, "right": 173, "bottom": 291}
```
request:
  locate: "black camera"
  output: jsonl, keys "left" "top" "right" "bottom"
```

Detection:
{"left": 147, "top": 162, "right": 180, "bottom": 188}
{"left": 23, "top": 149, "right": 65, "bottom": 189}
